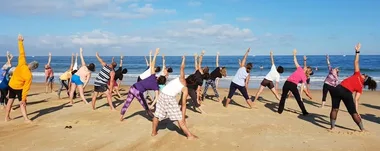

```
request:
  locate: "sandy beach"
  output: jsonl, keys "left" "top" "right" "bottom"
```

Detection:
{"left": 0, "top": 83, "right": 379, "bottom": 151}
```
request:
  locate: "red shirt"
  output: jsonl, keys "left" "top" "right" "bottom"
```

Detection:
{"left": 340, "top": 72, "right": 364, "bottom": 93}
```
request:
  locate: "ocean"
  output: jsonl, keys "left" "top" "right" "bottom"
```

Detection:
{"left": 1, "top": 55, "right": 379, "bottom": 91}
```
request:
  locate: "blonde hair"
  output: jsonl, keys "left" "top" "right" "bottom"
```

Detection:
{"left": 220, "top": 67, "right": 227, "bottom": 77}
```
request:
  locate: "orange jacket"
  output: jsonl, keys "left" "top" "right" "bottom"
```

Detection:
{"left": 8, "top": 41, "right": 32, "bottom": 102}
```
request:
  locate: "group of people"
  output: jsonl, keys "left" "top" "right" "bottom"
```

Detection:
{"left": 0, "top": 34, "right": 378, "bottom": 139}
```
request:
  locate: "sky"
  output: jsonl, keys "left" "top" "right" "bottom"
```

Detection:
{"left": 0, "top": 0, "right": 379, "bottom": 56}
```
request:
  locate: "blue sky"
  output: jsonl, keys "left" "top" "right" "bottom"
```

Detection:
{"left": 0, "top": 0, "right": 379, "bottom": 56}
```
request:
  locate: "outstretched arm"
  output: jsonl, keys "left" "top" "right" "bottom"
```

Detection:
{"left": 149, "top": 90, "right": 160, "bottom": 109}
{"left": 80, "top": 48, "right": 86, "bottom": 67}
{"left": 180, "top": 55, "right": 186, "bottom": 80}
{"left": 17, "top": 34, "right": 26, "bottom": 66}
{"left": 240, "top": 48, "right": 250, "bottom": 67}
{"left": 162, "top": 54, "right": 166, "bottom": 72}
{"left": 326, "top": 55, "right": 331, "bottom": 68}
{"left": 95, "top": 52, "right": 107, "bottom": 66}
{"left": 150, "top": 48, "right": 160, "bottom": 74}
{"left": 293, "top": 49, "right": 301, "bottom": 68}
{"left": 198, "top": 50, "right": 205, "bottom": 74}
{"left": 238, "top": 59, "right": 242, "bottom": 66}
{"left": 194, "top": 53, "right": 198, "bottom": 71}
{"left": 270, "top": 51, "right": 274, "bottom": 65}
{"left": 144, "top": 56, "right": 149, "bottom": 67}
{"left": 6, "top": 51, "right": 13, "bottom": 66}
{"left": 120, "top": 56, "right": 123, "bottom": 67}
{"left": 303, "top": 55, "right": 307, "bottom": 70}
{"left": 47, "top": 52, "right": 52, "bottom": 65}
{"left": 216, "top": 52, "right": 219, "bottom": 67}
{"left": 69, "top": 53, "right": 74, "bottom": 71}
{"left": 354, "top": 43, "right": 361, "bottom": 72}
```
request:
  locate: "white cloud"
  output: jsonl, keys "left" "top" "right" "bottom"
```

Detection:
{"left": 236, "top": 17, "right": 252, "bottom": 22}
{"left": 188, "top": 19, "right": 206, "bottom": 25}
{"left": 188, "top": 1, "right": 202, "bottom": 6}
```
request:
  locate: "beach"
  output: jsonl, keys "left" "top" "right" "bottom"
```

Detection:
{"left": 0, "top": 83, "right": 379, "bottom": 151}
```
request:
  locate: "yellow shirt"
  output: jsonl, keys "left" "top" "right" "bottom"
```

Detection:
{"left": 60, "top": 71, "right": 72, "bottom": 80}
{"left": 9, "top": 41, "right": 33, "bottom": 102}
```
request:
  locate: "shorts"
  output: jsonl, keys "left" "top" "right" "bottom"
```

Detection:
{"left": 8, "top": 87, "right": 22, "bottom": 101}
{"left": 94, "top": 85, "right": 108, "bottom": 93}
{"left": 107, "top": 80, "right": 118, "bottom": 87}
{"left": 71, "top": 75, "right": 84, "bottom": 85}
{"left": 154, "top": 93, "right": 182, "bottom": 121}
{"left": 260, "top": 78, "right": 274, "bottom": 89}
{"left": 306, "top": 78, "right": 310, "bottom": 84}
{"left": 47, "top": 76, "right": 54, "bottom": 83}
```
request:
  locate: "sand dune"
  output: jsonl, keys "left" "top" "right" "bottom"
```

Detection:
{"left": 0, "top": 83, "right": 379, "bottom": 151}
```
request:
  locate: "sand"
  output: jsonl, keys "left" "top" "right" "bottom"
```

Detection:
{"left": 0, "top": 83, "right": 379, "bottom": 151}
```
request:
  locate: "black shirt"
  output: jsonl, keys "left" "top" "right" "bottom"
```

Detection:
{"left": 210, "top": 67, "right": 222, "bottom": 80}
{"left": 186, "top": 70, "right": 203, "bottom": 89}
{"left": 114, "top": 67, "right": 124, "bottom": 81}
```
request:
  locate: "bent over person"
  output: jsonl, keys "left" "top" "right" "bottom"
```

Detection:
{"left": 5, "top": 34, "right": 39, "bottom": 123}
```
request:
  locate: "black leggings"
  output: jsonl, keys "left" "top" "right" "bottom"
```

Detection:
{"left": 180, "top": 88, "right": 200, "bottom": 108}
{"left": 227, "top": 82, "right": 249, "bottom": 100}
{"left": 0, "top": 88, "right": 8, "bottom": 105}
{"left": 330, "top": 85, "right": 362, "bottom": 129}
{"left": 278, "top": 81, "right": 308, "bottom": 114}
{"left": 322, "top": 83, "right": 335, "bottom": 102}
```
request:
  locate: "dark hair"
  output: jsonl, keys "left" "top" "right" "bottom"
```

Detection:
{"left": 246, "top": 63, "right": 253, "bottom": 72}
{"left": 364, "top": 76, "right": 377, "bottom": 91}
{"left": 185, "top": 74, "right": 197, "bottom": 85}
{"left": 202, "top": 73, "right": 210, "bottom": 80}
{"left": 111, "top": 62, "right": 117, "bottom": 69}
{"left": 122, "top": 68, "right": 128, "bottom": 74}
{"left": 71, "top": 70, "right": 78, "bottom": 75}
{"left": 203, "top": 66, "right": 209, "bottom": 74}
{"left": 277, "top": 66, "right": 284, "bottom": 74}
{"left": 157, "top": 75, "right": 167, "bottom": 85}
{"left": 155, "top": 66, "right": 161, "bottom": 73}
{"left": 87, "top": 63, "right": 95, "bottom": 72}
{"left": 167, "top": 67, "right": 173, "bottom": 73}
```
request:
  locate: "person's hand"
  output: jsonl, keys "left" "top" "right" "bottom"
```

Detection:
{"left": 293, "top": 49, "right": 297, "bottom": 55}
{"left": 304, "top": 55, "right": 307, "bottom": 61}
{"left": 155, "top": 48, "right": 160, "bottom": 55}
{"left": 246, "top": 48, "right": 250, "bottom": 52}
{"left": 326, "top": 54, "right": 329, "bottom": 59}
{"left": 201, "top": 50, "right": 205, "bottom": 55}
{"left": 194, "top": 53, "right": 198, "bottom": 58}
{"left": 49, "top": 52, "right": 52, "bottom": 56}
{"left": 18, "top": 34, "right": 24, "bottom": 41}
{"left": 80, "top": 48, "right": 83, "bottom": 53}
{"left": 149, "top": 50, "right": 152, "bottom": 56}
{"left": 6, "top": 51, "right": 9, "bottom": 56}
{"left": 355, "top": 43, "right": 361, "bottom": 52}
{"left": 121, "top": 55, "right": 124, "bottom": 60}
{"left": 9, "top": 54, "right": 13, "bottom": 60}
{"left": 182, "top": 55, "right": 186, "bottom": 60}
{"left": 270, "top": 50, "right": 273, "bottom": 56}
{"left": 217, "top": 52, "right": 220, "bottom": 56}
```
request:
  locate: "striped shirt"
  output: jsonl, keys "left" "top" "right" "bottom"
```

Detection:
{"left": 94, "top": 65, "right": 112, "bottom": 86}
{"left": 324, "top": 65, "right": 339, "bottom": 87}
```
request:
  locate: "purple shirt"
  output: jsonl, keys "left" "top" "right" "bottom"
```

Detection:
{"left": 133, "top": 74, "right": 159, "bottom": 92}
{"left": 324, "top": 65, "right": 339, "bottom": 87}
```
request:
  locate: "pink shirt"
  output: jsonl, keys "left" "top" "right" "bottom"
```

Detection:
{"left": 287, "top": 67, "right": 307, "bottom": 85}
{"left": 45, "top": 68, "right": 54, "bottom": 78}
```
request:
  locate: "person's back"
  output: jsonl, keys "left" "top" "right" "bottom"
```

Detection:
{"left": 75, "top": 66, "right": 90, "bottom": 82}
{"left": 232, "top": 67, "right": 249, "bottom": 86}
{"left": 161, "top": 77, "right": 183, "bottom": 96}
{"left": 265, "top": 64, "right": 280, "bottom": 82}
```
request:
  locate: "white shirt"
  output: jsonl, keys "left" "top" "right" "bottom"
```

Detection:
{"left": 161, "top": 78, "right": 184, "bottom": 97}
{"left": 139, "top": 67, "right": 151, "bottom": 80}
{"left": 264, "top": 64, "right": 280, "bottom": 82}
{"left": 232, "top": 67, "right": 249, "bottom": 86}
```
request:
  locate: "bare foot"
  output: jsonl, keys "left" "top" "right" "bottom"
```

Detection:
{"left": 327, "top": 128, "right": 335, "bottom": 132}
{"left": 5, "top": 117, "right": 12, "bottom": 122}
{"left": 187, "top": 135, "right": 199, "bottom": 140}
{"left": 120, "top": 116, "right": 124, "bottom": 121}
{"left": 24, "top": 119, "right": 33, "bottom": 123}
{"left": 68, "top": 102, "right": 73, "bottom": 106}
{"left": 151, "top": 132, "right": 158, "bottom": 136}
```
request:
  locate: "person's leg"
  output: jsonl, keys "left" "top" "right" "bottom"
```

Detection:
{"left": 151, "top": 117, "right": 160, "bottom": 136}
{"left": 210, "top": 80, "right": 221, "bottom": 102}
{"left": 120, "top": 88, "right": 136, "bottom": 121}
{"left": 103, "top": 89, "right": 116, "bottom": 110}
{"left": 77, "top": 85, "right": 88, "bottom": 104}
{"left": 45, "top": 77, "right": 49, "bottom": 93}
{"left": 252, "top": 85, "right": 265, "bottom": 103}
{"left": 4, "top": 98, "right": 14, "bottom": 121}
{"left": 20, "top": 100, "right": 32, "bottom": 123}
{"left": 341, "top": 89, "right": 365, "bottom": 131}
{"left": 189, "top": 88, "right": 205, "bottom": 113}
{"left": 225, "top": 82, "right": 238, "bottom": 107}
{"left": 237, "top": 84, "right": 252, "bottom": 109}
{"left": 57, "top": 80, "right": 64, "bottom": 98}
{"left": 49, "top": 79, "right": 53, "bottom": 93}
{"left": 177, "top": 120, "right": 198, "bottom": 140}
{"left": 321, "top": 83, "right": 328, "bottom": 107}
{"left": 269, "top": 87, "right": 281, "bottom": 101}
{"left": 278, "top": 81, "right": 291, "bottom": 114}
{"left": 0, "top": 89, "right": 6, "bottom": 105}
{"left": 69, "top": 83, "right": 77, "bottom": 105}
{"left": 329, "top": 87, "right": 341, "bottom": 130}
{"left": 137, "top": 92, "right": 153, "bottom": 117}
{"left": 91, "top": 91, "right": 99, "bottom": 110}
{"left": 202, "top": 80, "right": 210, "bottom": 100}
{"left": 289, "top": 83, "right": 308, "bottom": 115}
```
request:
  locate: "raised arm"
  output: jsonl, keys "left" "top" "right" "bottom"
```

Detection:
{"left": 238, "top": 59, "right": 242, "bottom": 66}
{"left": 73, "top": 53, "right": 78, "bottom": 69}
{"left": 293, "top": 49, "right": 301, "bottom": 68}
{"left": 47, "top": 52, "right": 52, "bottom": 65}
{"left": 144, "top": 56, "right": 149, "bottom": 67}
{"left": 149, "top": 51, "right": 152, "bottom": 67}
{"left": 194, "top": 53, "right": 198, "bottom": 71}
{"left": 120, "top": 56, "right": 123, "bottom": 67}
{"left": 326, "top": 55, "right": 331, "bottom": 68}
{"left": 95, "top": 52, "right": 107, "bottom": 67}
{"left": 354, "top": 43, "right": 361, "bottom": 72}
{"left": 69, "top": 53, "right": 74, "bottom": 71}
{"left": 303, "top": 55, "right": 307, "bottom": 70}
{"left": 80, "top": 48, "right": 86, "bottom": 67}
{"left": 6, "top": 51, "right": 13, "bottom": 66}
{"left": 240, "top": 48, "right": 250, "bottom": 67}
{"left": 162, "top": 54, "right": 166, "bottom": 71}
{"left": 198, "top": 50, "right": 205, "bottom": 73}
{"left": 150, "top": 48, "right": 160, "bottom": 74}
{"left": 216, "top": 52, "right": 219, "bottom": 67}
{"left": 270, "top": 51, "right": 274, "bottom": 65}
{"left": 180, "top": 55, "right": 186, "bottom": 80}
{"left": 17, "top": 34, "right": 26, "bottom": 66}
